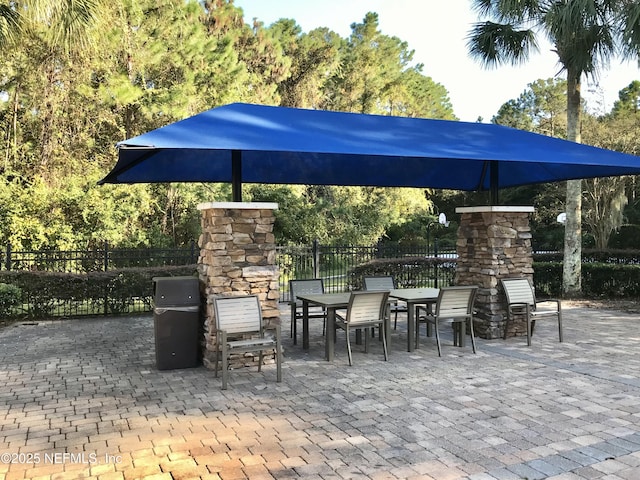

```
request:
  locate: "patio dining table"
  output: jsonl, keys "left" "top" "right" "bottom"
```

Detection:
{"left": 388, "top": 288, "right": 439, "bottom": 352}
{"left": 296, "top": 292, "right": 351, "bottom": 362}
{"left": 297, "top": 287, "right": 439, "bottom": 361}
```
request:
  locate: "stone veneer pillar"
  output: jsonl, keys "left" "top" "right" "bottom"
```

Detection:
{"left": 454, "top": 206, "right": 535, "bottom": 339}
{"left": 196, "top": 202, "right": 279, "bottom": 369}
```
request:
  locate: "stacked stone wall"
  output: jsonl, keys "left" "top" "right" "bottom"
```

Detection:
{"left": 455, "top": 207, "right": 534, "bottom": 339}
{"left": 196, "top": 202, "right": 279, "bottom": 370}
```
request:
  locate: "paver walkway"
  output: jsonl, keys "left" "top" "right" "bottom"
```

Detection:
{"left": 1, "top": 303, "right": 640, "bottom": 480}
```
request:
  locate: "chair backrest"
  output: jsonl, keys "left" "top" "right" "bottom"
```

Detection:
{"left": 501, "top": 278, "right": 535, "bottom": 307}
{"left": 436, "top": 286, "right": 477, "bottom": 318}
{"left": 346, "top": 291, "right": 390, "bottom": 325}
{"left": 363, "top": 275, "right": 396, "bottom": 291}
{"left": 213, "top": 295, "right": 263, "bottom": 336}
{"left": 289, "top": 279, "right": 324, "bottom": 303}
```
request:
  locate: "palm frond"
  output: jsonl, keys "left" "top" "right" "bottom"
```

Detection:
{"left": 471, "top": 0, "right": 545, "bottom": 24}
{"left": 621, "top": 0, "right": 640, "bottom": 58}
{"left": 545, "top": 0, "right": 619, "bottom": 77}
{"left": 467, "top": 21, "right": 539, "bottom": 68}
{"left": 0, "top": 5, "right": 22, "bottom": 47}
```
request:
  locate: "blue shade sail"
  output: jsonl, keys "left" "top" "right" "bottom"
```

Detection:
{"left": 100, "top": 103, "right": 640, "bottom": 196}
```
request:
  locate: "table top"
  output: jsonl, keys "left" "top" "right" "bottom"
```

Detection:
{"left": 297, "top": 288, "right": 440, "bottom": 306}
{"left": 296, "top": 292, "right": 351, "bottom": 308}
{"left": 389, "top": 288, "right": 439, "bottom": 302}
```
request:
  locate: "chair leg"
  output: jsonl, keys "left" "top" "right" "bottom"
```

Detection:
{"left": 214, "top": 342, "right": 220, "bottom": 378}
{"left": 434, "top": 319, "right": 442, "bottom": 357}
{"left": 345, "top": 326, "right": 353, "bottom": 366}
{"left": 469, "top": 318, "right": 477, "bottom": 354}
{"left": 275, "top": 326, "right": 282, "bottom": 383}
{"left": 364, "top": 328, "right": 370, "bottom": 353}
{"left": 381, "top": 321, "right": 388, "bottom": 361}
{"left": 221, "top": 331, "right": 229, "bottom": 390}
{"left": 258, "top": 351, "right": 263, "bottom": 372}
{"left": 394, "top": 310, "right": 398, "bottom": 330}
{"left": 558, "top": 310, "right": 563, "bottom": 342}
{"left": 525, "top": 305, "right": 532, "bottom": 347}
{"left": 290, "top": 305, "right": 295, "bottom": 338}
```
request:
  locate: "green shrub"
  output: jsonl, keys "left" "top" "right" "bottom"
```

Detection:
{"left": 0, "top": 265, "right": 197, "bottom": 318}
{"left": 0, "top": 283, "right": 22, "bottom": 318}
{"left": 348, "top": 257, "right": 456, "bottom": 290}
{"left": 533, "top": 261, "right": 640, "bottom": 299}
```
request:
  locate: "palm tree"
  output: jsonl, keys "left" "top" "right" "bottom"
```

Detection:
{"left": 0, "top": 4, "right": 22, "bottom": 48}
{"left": 4, "top": 0, "right": 102, "bottom": 170}
{"left": 467, "top": 0, "right": 640, "bottom": 297}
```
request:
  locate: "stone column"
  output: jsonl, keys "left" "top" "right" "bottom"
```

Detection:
{"left": 197, "top": 202, "right": 279, "bottom": 369}
{"left": 454, "top": 206, "right": 535, "bottom": 339}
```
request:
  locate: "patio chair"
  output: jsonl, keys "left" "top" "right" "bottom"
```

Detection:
{"left": 289, "top": 279, "right": 326, "bottom": 344}
{"left": 416, "top": 286, "right": 478, "bottom": 357}
{"left": 363, "top": 275, "right": 407, "bottom": 329}
{"left": 213, "top": 295, "right": 282, "bottom": 390}
{"left": 335, "top": 291, "right": 390, "bottom": 366}
{"left": 501, "top": 277, "right": 563, "bottom": 346}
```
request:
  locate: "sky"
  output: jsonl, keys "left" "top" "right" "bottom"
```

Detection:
{"left": 233, "top": 0, "right": 640, "bottom": 122}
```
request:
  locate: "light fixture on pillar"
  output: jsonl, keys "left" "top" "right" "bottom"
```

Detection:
{"left": 427, "top": 213, "right": 450, "bottom": 256}
{"left": 557, "top": 212, "right": 567, "bottom": 225}
{"left": 426, "top": 213, "right": 450, "bottom": 288}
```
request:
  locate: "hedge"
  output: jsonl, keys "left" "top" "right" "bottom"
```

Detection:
{"left": 0, "top": 265, "right": 197, "bottom": 319}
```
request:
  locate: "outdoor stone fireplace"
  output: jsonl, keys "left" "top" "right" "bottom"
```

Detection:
{"left": 196, "top": 202, "right": 280, "bottom": 369}
{"left": 455, "top": 206, "right": 535, "bottom": 339}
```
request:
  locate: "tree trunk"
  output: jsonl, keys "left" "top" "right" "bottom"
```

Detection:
{"left": 562, "top": 68, "right": 582, "bottom": 297}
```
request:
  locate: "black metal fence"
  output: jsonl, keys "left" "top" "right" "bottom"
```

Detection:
{"left": 1, "top": 241, "right": 198, "bottom": 273}
{"left": 276, "top": 240, "right": 457, "bottom": 301}
{"left": 0, "top": 240, "right": 455, "bottom": 319}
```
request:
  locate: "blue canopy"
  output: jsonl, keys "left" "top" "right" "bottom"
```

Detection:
{"left": 100, "top": 103, "right": 640, "bottom": 201}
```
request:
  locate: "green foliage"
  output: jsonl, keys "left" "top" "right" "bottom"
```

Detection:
{"left": 492, "top": 78, "right": 567, "bottom": 137}
{"left": 248, "top": 184, "right": 433, "bottom": 246}
{"left": 0, "top": 283, "right": 22, "bottom": 318}
{"left": 533, "top": 261, "right": 640, "bottom": 299}
{"left": 469, "top": 0, "right": 640, "bottom": 295}
{"left": 0, "top": 265, "right": 197, "bottom": 318}
{"left": 609, "top": 225, "right": 640, "bottom": 249}
{"left": 347, "top": 257, "right": 456, "bottom": 291}
{"left": 0, "top": 1, "right": 458, "bottom": 250}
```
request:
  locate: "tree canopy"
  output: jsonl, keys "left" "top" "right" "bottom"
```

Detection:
{"left": 468, "top": 0, "right": 640, "bottom": 296}
{"left": 0, "top": 0, "right": 455, "bottom": 250}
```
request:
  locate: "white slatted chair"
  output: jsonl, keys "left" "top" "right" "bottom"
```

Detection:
{"left": 363, "top": 275, "right": 407, "bottom": 329}
{"left": 501, "top": 277, "right": 563, "bottom": 346}
{"left": 289, "top": 279, "right": 326, "bottom": 343}
{"left": 417, "top": 286, "right": 478, "bottom": 357}
{"left": 335, "top": 291, "right": 390, "bottom": 366}
{"left": 213, "top": 295, "right": 282, "bottom": 390}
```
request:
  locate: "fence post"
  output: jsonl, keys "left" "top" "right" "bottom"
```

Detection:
{"left": 103, "top": 241, "right": 109, "bottom": 315}
{"left": 191, "top": 239, "right": 197, "bottom": 263}
{"left": 103, "top": 241, "right": 109, "bottom": 272}
{"left": 312, "top": 239, "right": 320, "bottom": 279}
{"left": 5, "top": 244, "right": 11, "bottom": 270}
{"left": 434, "top": 238, "right": 439, "bottom": 288}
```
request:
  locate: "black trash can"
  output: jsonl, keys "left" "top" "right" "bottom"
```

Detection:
{"left": 152, "top": 276, "right": 200, "bottom": 370}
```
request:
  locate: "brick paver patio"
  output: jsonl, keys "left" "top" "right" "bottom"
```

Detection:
{"left": 1, "top": 303, "right": 640, "bottom": 479}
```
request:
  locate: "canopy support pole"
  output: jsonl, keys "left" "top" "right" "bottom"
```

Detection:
{"left": 232, "top": 150, "right": 242, "bottom": 202}
{"left": 490, "top": 160, "right": 499, "bottom": 205}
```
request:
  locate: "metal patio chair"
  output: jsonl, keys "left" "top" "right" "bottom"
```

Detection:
{"left": 289, "top": 279, "right": 326, "bottom": 343}
{"left": 213, "top": 295, "right": 282, "bottom": 390}
{"left": 335, "top": 291, "right": 390, "bottom": 366}
{"left": 501, "top": 277, "right": 563, "bottom": 346}
{"left": 363, "top": 275, "right": 407, "bottom": 329}
{"left": 416, "top": 286, "right": 478, "bottom": 357}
